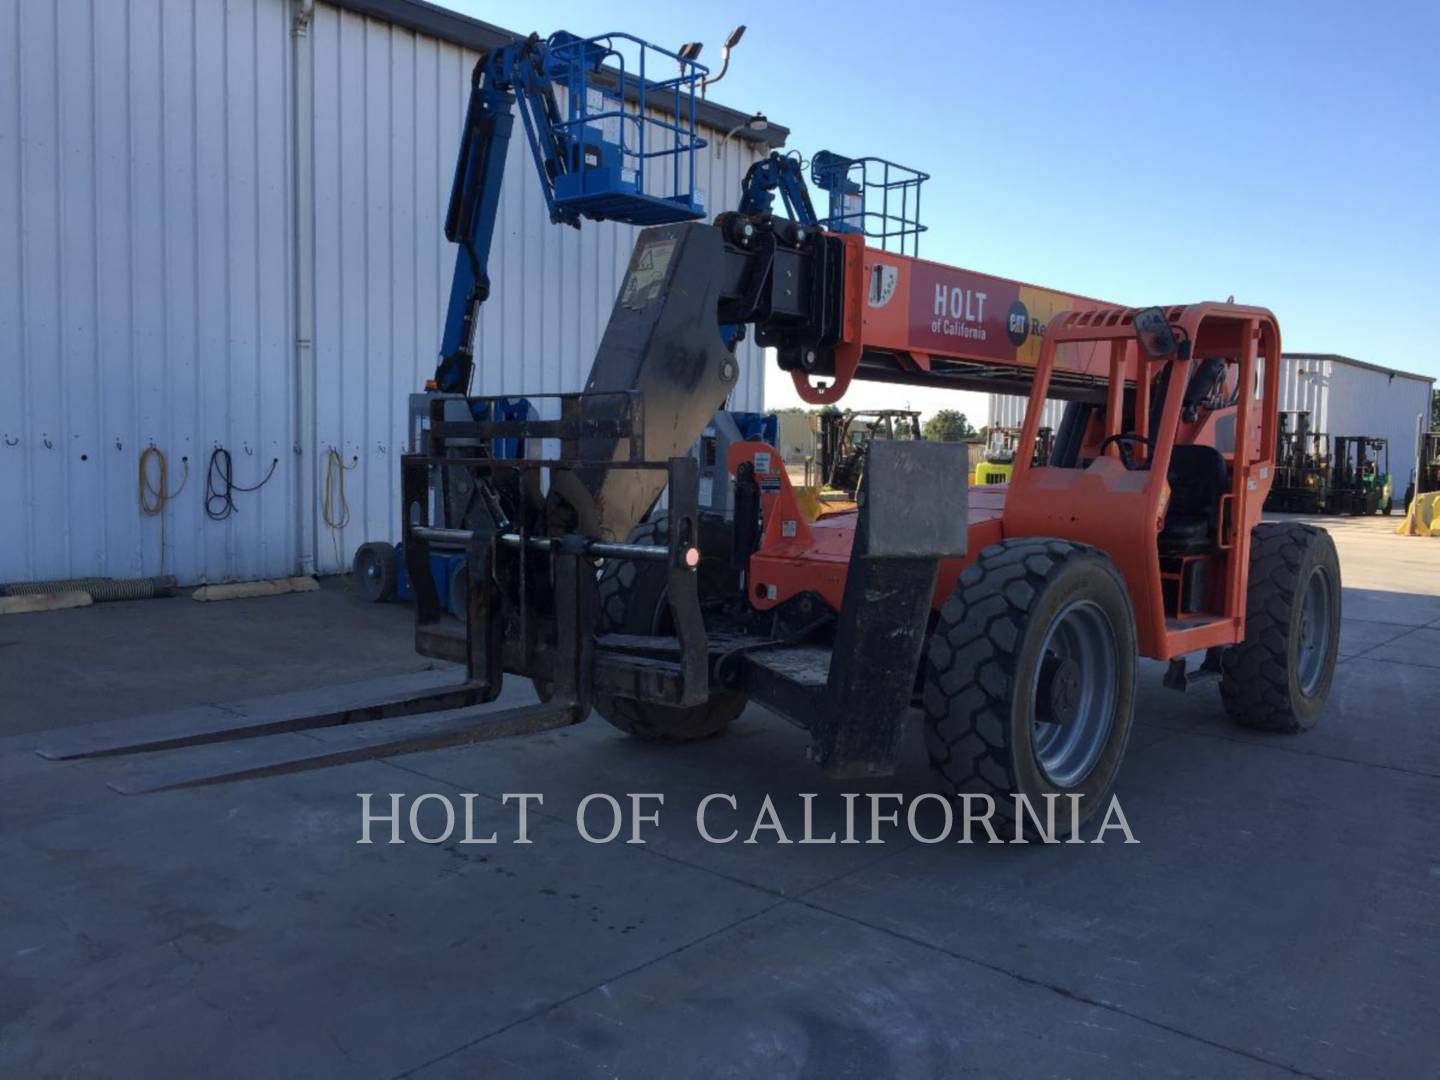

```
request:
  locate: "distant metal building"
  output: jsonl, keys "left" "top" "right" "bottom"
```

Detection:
{"left": 988, "top": 353, "right": 1433, "bottom": 483}
{"left": 985, "top": 394, "right": 1064, "bottom": 436}
{"left": 0, "top": 0, "right": 783, "bottom": 585}
{"left": 1273, "top": 355, "right": 1432, "bottom": 488}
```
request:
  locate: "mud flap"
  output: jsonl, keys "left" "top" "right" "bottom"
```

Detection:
{"left": 810, "top": 439, "right": 970, "bottom": 778}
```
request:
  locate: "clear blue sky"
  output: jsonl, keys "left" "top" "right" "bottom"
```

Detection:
{"left": 448, "top": 0, "right": 1439, "bottom": 411}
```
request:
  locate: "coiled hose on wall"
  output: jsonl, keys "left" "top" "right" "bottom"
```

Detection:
{"left": 138, "top": 445, "right": 188, "bottom": 574}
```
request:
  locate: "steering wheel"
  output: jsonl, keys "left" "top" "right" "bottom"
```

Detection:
{"left": 1096, "top": 432, "right": 1153, "bottom": 471}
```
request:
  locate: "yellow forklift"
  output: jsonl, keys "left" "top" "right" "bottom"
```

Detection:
{"left": 973, "top": 425, "right": 1054, "bottom": 485}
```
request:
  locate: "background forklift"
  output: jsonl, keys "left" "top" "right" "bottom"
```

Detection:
{"left": 1328, "top": 436, "right": 1392, "bottom": 516}
{"left": 1398, "top": 430, "right": 1440, "bottom": 535}
{"left": 1266, "top": 410, "right": 1330, "bottom": 513}
{"left": 1403, "top": 430, "right": 1440, "bottom": 512}
{"left": 42, "top": 27, "right": 1341, "bottom": 839}
{"left": 814, "top": 409, "right": 923, "bottom": 504}
{"left": 974, "top": 425, "right": 1055, "bottom": 486}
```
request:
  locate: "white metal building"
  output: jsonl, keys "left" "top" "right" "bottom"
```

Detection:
{"left": 1, "top": 0, "right": 782, "bottom": 585}
{"left": 986, "top": 394, "right": 1065, "bottom": 438}
{"left": 988, "top": 353, "right": 1433, "bottom": 483}
{"left": 1273, "top": 355, "right": 1433, "bottom": 487}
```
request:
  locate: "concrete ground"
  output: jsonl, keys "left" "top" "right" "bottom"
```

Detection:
{"left": 3, "top": 513, "right": 1439, "bottom": 1078}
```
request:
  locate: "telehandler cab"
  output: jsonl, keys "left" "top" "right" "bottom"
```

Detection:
{"left": 41, "top": 29, "right": 1340, "bottom": 835}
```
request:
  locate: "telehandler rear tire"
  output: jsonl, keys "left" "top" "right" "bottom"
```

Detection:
{"left": 1220, "top": 522, "right": 1340, "bottom": 733}
{"left": 922, "top": 539, "right": 1138, "bottom": 836}
{"left": 592, "top": 516, "right": 745, "bottom": 742}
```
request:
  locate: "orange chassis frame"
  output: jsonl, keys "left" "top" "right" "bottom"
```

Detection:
{"left": 733, "top": 301, "right": 1281, "bottom": 663}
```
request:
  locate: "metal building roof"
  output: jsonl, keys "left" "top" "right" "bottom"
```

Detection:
{"left": 330, "top": 0, "right": 790, "bottom": 147}
{"left": 1283, "top": 353, "right": 1434, "bottom": 386}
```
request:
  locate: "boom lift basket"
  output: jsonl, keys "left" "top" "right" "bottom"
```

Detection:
{"left": 542, "top": 32, "right": 709, "bottom": 224}
{"left": 810, "top": 151, "right": 928, "bottom": 256}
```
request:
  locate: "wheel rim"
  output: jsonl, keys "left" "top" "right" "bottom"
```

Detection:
{"left": 1030, "top": 599, "right": 1119, "bottom": 787}
{"left": 1296, "top": 567, "right": 1333, "bottom": 695}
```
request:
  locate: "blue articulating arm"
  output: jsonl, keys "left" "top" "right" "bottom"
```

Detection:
{"left": 738, "top": 152, "right": 819, "bottom": 226}
{"left": 433, "top": 31, "right": 708, "bottom": 394}
{"left": 434, "top": 42, "right": 525, "bottom": 394}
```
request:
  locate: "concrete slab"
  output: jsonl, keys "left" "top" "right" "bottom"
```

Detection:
{"left": 1362, "top": 625, "right": 1440, "bottom": 669}
{"left": 0, "top": 580, "right": 429, "bottom": 738}
{"left": 394, "top": 683, "right": 1185, "bottom": 898}
{"left": 1337, "top": 617, "right": 1421, "bottom": 659}
{"left": 415, "top": 904, "right": 1295, "bottom": 1080}
{"left": 0, "top": 756, "right": 775, "bottom": 1079}
{"left": 808, "top": 734, "right": 1440, "bottom": 1079}
{"left": 5, "top": 513, "right": 1440, "bottom": 1077}
{"left": 389, "top": 707, "right": 923, "bottom": 898}
{"left": 1268, "top": 512, "right": 1440, "bottom": 597}
{"left": 1133, "top": 658, "right": 1227, "bottom": 732}
{"left": 1337, "top": 586, "right": 1440, "bottom": 627}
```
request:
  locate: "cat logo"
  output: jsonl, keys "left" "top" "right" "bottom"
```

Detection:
{"left": 1006, "top": 299, "right": 1030, "bottom": 347}
{"left": 868, "top": 264, "right": 898, "bottom": 309}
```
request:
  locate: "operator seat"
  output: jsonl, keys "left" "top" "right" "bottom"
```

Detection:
{"left": 1158, "top": 444, "right": 1229, "bottom": 554}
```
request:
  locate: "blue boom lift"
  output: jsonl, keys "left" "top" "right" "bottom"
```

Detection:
{"left": 434, "top": 30, "right": 709, "bottom": 395}
{"left": 354, "top": 29, "right": 716, "bottom": 610}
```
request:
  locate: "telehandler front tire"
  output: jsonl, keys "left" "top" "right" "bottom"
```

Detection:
{"left": 922, "top": 539, "right": 1138, "bottom": 836}
{"left": 1220, "top": 522, "right": 1340, "bottom": 733}
{"left": 592, "top": 516, "right": 745, "bottom": 742}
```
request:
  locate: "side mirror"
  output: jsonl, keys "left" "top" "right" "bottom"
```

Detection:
{"left": 1133, "top": 307, "right": 1179, "bottom": 359}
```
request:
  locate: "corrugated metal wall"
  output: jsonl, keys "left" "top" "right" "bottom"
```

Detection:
{"left": 0, "top": 0, "right": 765, "bottom": 585}
{"left": 987, "top": 394, "right": 1065, "bottom": 434}
{"left": 1277, "top": 357, "right": 1432, "bottom": 488}
{"left": 2, "top": 0, "right": 297, "bottom": 585}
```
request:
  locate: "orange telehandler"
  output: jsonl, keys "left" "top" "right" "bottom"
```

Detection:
{"left": 42, "top": 32, "right": 1340, "bottom": 837}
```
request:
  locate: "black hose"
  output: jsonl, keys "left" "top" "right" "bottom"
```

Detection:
{"left": 205, "top": 447, "right": 279, "bottom": 521}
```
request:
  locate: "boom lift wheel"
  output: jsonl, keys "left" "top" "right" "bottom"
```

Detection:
{"left": 593, "top": 516, "right": 746, "bottom": 741}
{"left": 922, "top": 539, "right": 1138, "bottom": 835}
{"left": 352, "top": 542, "right": 398, "bottom": 604}
{"left": 1220, "top": 522, "right": 1340, "bottom": 733}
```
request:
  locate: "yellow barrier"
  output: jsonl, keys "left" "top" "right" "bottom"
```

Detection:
{"left": 1396, "top": 492, "right": 1440, "bottom": 536}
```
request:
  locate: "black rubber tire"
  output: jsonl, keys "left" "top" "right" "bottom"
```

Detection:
{"left": 446, "top": 560, "right": 467, "bottom": 621}
{"left": 592, "top": 516, "right": 745, "bottom": 741}
{"left": 922, "top": 539, "right": 1138, "bottom": 835}
{"left": 352, "top": 542, "right": 397, "bottom": 603}
{"left": 1382, "top": 497, "right": 1393, "bottom": 516}
{"left": 1220, "top": 522, "right": 1340, "bottom": 733}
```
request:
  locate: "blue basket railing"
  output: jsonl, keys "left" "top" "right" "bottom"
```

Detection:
{"left": 810, "top": 151, "right": 928, "bottom": 257}
{"left": 543, "top": 32, "right": 709, "bottom": 225}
